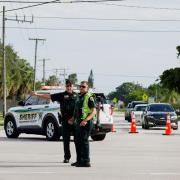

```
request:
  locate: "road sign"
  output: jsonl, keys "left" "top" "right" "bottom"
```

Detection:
{"left": 112, "top": 97, "right": 118, "bottom": 104}
{"left": 142, "top": 94, "right": 148, "bottom": 101}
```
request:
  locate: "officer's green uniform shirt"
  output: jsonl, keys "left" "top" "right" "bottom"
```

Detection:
{"left": 74, "top": 93, "right": 96, "bottom": 123}
{"left": 51, "top": 91, "right": 77, "bottom": 120}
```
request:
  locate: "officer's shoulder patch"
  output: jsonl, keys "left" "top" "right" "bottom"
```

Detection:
{"left": 89, "top": 96, "right": 94, "bottom": 101}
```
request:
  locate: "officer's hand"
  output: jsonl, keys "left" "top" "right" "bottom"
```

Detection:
{"left": 68, "top": 119, "right": 73, "bottom": 125}
{"left": 68, "top": 117, "right": 74, "bottom": 125}
{"left": 80, "top": 120, "right": 87, "bottom": 127}
{"left": 31, "top": 92, "right": 37, "bottom": 96}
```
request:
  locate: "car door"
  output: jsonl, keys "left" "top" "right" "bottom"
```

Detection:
{"left": 16, "top": 95, "right": 46, "bottom": 127}
{"left": 96, "top": 94, "right": 113, "bottom": 124}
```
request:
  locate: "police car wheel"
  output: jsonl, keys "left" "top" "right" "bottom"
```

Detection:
{"left": 91, "top": 134, "right": 106, "bottom": 141}
{"left": 45, "top": 119, "right": 60, "bottom": 141}
{"left": 5, "top": 117, "right": 19, "bottom": 138}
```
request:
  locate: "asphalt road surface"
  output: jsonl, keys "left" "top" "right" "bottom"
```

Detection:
{"left": 0, "top": 112, "right": 180, "bottom": 180}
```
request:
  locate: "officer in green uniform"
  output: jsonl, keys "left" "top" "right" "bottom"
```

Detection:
{"left": 32, "top": 80, "right": 77, "bottom": 163}
{"left": 72, "top": 81, "right": 96, "bottom": 167}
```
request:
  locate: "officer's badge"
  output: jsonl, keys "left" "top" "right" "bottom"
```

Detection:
{"left": 64, "top": 95, "right": 69, "bottom": 99}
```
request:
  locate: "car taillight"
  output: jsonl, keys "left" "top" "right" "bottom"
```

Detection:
{"left": 109, "top": 105, "right": 113, "bottom": 115}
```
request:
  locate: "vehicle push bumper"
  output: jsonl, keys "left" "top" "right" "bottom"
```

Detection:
{"left": 92, "top": 123, "right": 113, "bottom": 134}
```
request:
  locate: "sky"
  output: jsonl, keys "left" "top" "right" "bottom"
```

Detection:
{"left": 0, "top": 0, "right": 180, "bottom": 94}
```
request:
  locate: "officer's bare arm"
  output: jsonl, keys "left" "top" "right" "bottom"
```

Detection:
{"left": 31, "top": 92, "right": 51, "bottom": 100}
{"left": 85, "top": 108, "right": 97, "bottom": 121}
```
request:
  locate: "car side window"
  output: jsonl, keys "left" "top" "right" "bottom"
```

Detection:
{"left": 146, "top": 106, "right": 150, "bottom": 111}
{"left": 25, "top": 96, "right": 39, "bottom": 106}
{"left": 37, "top": 97, "right": 50, "bottom": 105}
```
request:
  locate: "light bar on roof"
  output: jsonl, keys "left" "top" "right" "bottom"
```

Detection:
{"left": 41, "top": 86, "right": 65, "bottom": 90}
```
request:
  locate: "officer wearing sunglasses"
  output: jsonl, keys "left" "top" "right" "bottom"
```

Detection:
{"left": 32, "top": 80, "right": 77, "bottom": 164}
{"left": 72, "top": 81, "right": 96, "bottom": 167}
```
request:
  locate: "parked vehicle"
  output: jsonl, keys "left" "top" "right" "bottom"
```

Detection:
{"left": 134, "top": 104, "right": 147, "bottom": 125}
{"left": 142, "top": 103, "right": 178, "bottom": 130}
{"left": 4, "top": 87, "right": 113, "bottom": 141}
{"left": 125, "top": 101, "right": 147, "bottom": 122}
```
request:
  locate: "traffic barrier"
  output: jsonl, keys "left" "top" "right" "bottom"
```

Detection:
{"left": 129, "top": 112, "right": 138, "bottom": 133}
{"left": 111, "top": 124, "right": 116, "bottom": 132}
{"left": 163, "top": 113, "right": 172, "bottom": 135}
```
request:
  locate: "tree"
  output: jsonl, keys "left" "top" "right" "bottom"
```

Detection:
{"left": 176, "top": 46, "right": 180, "bottom": 58}
{"left": 68, "top": 73, "right": 78, "bottom": 84}
{"left": 108, "top": 82, "right": 148, "bottom": 105}
{"left": 88, "top": 69, "right": 94, "bottom": 88}
{"left": 46, "top": 75, "right": 60, "bottom": 86}
{"left": 160, "top": 68, "right": 180, "bottom": 94}
{"left": 126, "top": 89, "right": 148, "bottom": 103}
{"left": 0, "top": 43, "right": 34, "bottom": 99}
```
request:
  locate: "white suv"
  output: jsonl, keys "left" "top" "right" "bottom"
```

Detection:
{"left": 4, "top": 89, "right": 113, "bottom": 141}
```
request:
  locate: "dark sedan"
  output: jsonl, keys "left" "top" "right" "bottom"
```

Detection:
{"left": 142, "top": 103, "right": 178, "bottom": 130}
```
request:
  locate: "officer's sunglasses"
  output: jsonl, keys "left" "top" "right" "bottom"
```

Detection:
{"left": 80, "top": 85, "right": 87, "bottom": 88}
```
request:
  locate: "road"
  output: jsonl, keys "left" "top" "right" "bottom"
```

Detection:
{"left": 0, "top": 112, "right": 180, "bottom": 180}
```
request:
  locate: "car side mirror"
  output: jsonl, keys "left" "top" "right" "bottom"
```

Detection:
{"left": 18, "top": 101, "right": 25, "bottom": 106}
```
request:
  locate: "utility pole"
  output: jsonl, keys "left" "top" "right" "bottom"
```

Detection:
{"left": 59, "top": 68, "right": 68, "bottom": 85}
{"left": 29, "top": 38, "right": 46, "bottom": 91}
{"left": 1, "top": 6, "right": 33, "bottom": 116}
{"left": 2, "top": 6, "right": 6, "bottom": 116}
{"left": 53, "top": 68, "right": 68, "bottom": 85}
{"left": 39, "top": 58, "right": 50, "bottom": 83}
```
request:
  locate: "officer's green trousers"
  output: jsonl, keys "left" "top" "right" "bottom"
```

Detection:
{"left": 62, "top": 121, "right": 75, "bottom": 160}
{"left": 74, "top": 120, "right": 93, "bottom": 163}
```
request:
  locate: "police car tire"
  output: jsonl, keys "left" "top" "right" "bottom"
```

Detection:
{"left": 91, "top": 134, "right": 106, "bottom": 141}
{"left": 142, "top": 123, "right": 145, "bottom": 129}
{"left": 45, "top": 119, "right": 60, "bottom": 141}
{"left": 4, "top": 116, "right": 19, "bottom": 138}
{"left": 144, "top": 121, "right": 149, "bottom": 129}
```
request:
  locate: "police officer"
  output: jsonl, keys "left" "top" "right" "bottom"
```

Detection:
{"left": 72, "top": 81, "right": 96, "bottom": 167}
{"left": 32, "top": 80, "right": 77, "bottom": 163}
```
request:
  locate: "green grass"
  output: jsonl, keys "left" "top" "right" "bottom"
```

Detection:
{"left": 0, "top": 113, "right": 4, "bottom": 127}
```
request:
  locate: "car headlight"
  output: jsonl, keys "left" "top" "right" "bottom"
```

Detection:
{"left": 171, "top": 115, "right": 177, "bottom": 120}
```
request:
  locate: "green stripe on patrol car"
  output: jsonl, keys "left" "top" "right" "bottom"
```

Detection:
{"left": 12, "top": 107, "right": 59, "bottom": 113}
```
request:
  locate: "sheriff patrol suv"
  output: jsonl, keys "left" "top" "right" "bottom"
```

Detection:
{"left": 4, "top": 86, "right": 113, "bottom": 141}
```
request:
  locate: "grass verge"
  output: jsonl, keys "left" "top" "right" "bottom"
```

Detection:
{"left": 0, "top": 113, "right": 4, "bottom": 128}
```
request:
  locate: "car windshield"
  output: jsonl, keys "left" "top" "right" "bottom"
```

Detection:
{"left": 95, "top": 94, "right": 107, "bottom": 104}
{"left": 135, "top": 105, "right": 147, "bottom": 111}
{"left": 149, "top": 104, "right": 174, "bottom": 112}
{"left": 132, "top": 102, "right": 146, "bottom": 108}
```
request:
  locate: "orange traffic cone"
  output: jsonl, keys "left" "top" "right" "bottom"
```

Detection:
{"left": 129, "top": 112, "right": 138, "bottom": 133}
{"left": 163, "top": 113, "right": 172, "bottom": 135}
{"left": 111, "top": 124, "right": 116, "bottom": 132}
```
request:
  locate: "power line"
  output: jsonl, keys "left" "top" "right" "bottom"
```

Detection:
{"left": 98, "top": 2, "right": 180, "bottom": 11}
{"left": 4, "top": 15, "right": 180, "bottom": 22}
{"left": 0, "top": 0, "right": 60, "bottom": 13}
{"left": 45, "top": 70, "right": 157, "bottom": 79}
{"left": 1, "top": 0, "right": 180, "bottom": 11}
{"left": 4, "top": 26, "right": 180, "bottom": 32}
{"left": 0, "top": 0, "right": 125, "bottom": 2}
